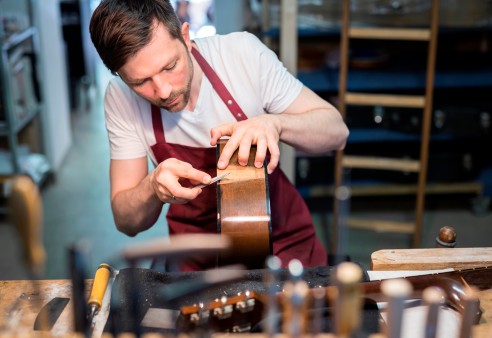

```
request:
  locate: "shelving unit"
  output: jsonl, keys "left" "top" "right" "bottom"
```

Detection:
{"left": 0, "top": 24, "right": 51, "bottom": 187}
{"left": 332, "top": 0, "right": 441, "bottom": 249}
{"left": 262, "top": 0, "right": 492, "bottom": 200}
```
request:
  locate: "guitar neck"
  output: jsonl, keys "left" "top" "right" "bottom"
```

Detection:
{"left": 179, "top": 266, "right": 491, "bottom": 333}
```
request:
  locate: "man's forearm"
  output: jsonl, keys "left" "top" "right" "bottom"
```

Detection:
{"left": 111, "top": 173, "right": 164, "bottom": 236}
{"left": 277, "top": 107, "right": 349, "bottom": 153}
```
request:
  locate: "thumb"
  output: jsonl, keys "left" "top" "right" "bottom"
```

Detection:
{"left": 210, "top": 124, "right": 233, "bottom": 145}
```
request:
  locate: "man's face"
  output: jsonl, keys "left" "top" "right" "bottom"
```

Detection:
{"left": 118, "top": 22, "right": 193, "bottom": 112}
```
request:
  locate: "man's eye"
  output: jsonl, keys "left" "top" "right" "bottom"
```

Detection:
{"left": 166, "top": 61, "right": 177, "bottom": 71}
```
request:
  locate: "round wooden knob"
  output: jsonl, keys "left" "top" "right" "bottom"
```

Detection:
{"left": 436, "top": 226, "right": 457, "bottom": 248}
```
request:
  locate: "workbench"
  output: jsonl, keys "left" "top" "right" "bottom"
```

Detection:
{"left": 0, "top": 279, "right": 110, "bottom": 337}
{"left": 0, "top": 248, "right": 491, "bottom": 337}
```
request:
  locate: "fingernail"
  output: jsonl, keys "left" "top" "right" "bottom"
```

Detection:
{"left": 218, "top": 161, "right": 225, "bottom": 168}
{"left": 205, "top": 175, "right": 212, "bottom": 183}
{"left": 255, "top": 161, "right": 262, "bottom": 168}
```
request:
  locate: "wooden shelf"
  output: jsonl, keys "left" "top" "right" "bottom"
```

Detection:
{"left": 0, "top": 105, "right": 41, "bottom": 135}
{"left": 1, "top": 27, "right": 36, "bottom": 51}
{"left": 349, "top": 27, "right": 431, "bottom": 41}
{"left": 297, "top": 181, "right": 483, "bottom": 199}
{"left": 297, "top": 65, "right": 492, "bottom": 93}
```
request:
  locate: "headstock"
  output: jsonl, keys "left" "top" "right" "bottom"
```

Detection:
{"left": 178, "top": 290, "right": 267, "bottom": 333}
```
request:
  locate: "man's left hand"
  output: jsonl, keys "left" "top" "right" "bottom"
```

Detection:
{"left": 210, "top": 114, "right": 280, "bottom": 174}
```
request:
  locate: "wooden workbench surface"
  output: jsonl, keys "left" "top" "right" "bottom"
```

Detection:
{"left": 1, "top": 264, "right": 491, "bottom": 337}
{"left": 0, "top": 279, "right": 109, "bottom": 337}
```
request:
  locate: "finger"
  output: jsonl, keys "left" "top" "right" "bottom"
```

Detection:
{"left": 237, "top": 135, "right": 254, "bottom": 166}
{"left": 155, "top": 160, "right": 210, "bottom": 200}
{"left": 167, "top": 187, "right": 203, "bottom": 204}
{"left": 217, "top": 136, "right": 240, "bottom": 169}
{"left": 254, "top": 136, "right": 267, "bottom": 169}
{"left": 209, "top": 128, "right": 223, "bottom": 146}
{"left": 169, "top": 161, "right": 211, "bottom": 185}
{"left": 210, "top": 123, "right": 233, "bottom": 146}
{"left": 266, "top": 139, "right": 280, "bottom": 174}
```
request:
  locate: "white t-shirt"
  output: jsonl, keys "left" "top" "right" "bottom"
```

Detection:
{"left": 104, "top": 31, "right": 303, "bottom": 166}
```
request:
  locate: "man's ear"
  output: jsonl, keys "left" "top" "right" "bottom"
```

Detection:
{"left": 181, "top": 22, "right": 192, "bottom": 50}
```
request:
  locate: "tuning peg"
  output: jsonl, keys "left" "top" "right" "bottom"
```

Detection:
{"left": 264, "top": 256, "right": 282, "bottom": 336}
{"left": 459, "top": 286, "right": 480, "bottom": 338}
{"left": 381, "top": 278, "right": 413, "bottom": 338}
{"left": 423, "top": 286, "right": 445, "bottom": 338}
{"left": 332, "top": 262, "right": 364, "bottom": 337}
{"left": 288, "top": 259, "right": 304, "bottom": 281}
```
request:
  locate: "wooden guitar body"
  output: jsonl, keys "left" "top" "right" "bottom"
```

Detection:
{"left": 216, "top": 139, "right": 272, "bottom": 269}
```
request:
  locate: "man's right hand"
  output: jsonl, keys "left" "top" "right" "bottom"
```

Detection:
{"left": 150, "top": 158, "right": 212, "bottom": 204}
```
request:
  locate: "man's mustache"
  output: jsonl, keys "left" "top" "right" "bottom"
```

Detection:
{"left": 161, "top": 94, "right": 178, "bottom": 105}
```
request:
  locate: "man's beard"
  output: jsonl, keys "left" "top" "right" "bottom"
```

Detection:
{"left": 160, "top": 86, "right": 190, "bottom": 112}
{"left": 159, "top": 51, "right": 193, "bottom": 112}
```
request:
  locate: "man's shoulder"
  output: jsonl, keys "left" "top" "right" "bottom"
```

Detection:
{"left": 107, "top": 76, "right": 128, "bottom": 91}
{"left": 106, "top": 76, "right": 138, "bottom": 100}
{"left": 198, "top": 31, "right": 262, "bottom": 50}
{"left": 105, "top": 77, "right": 146, "bottom": 117}
{"left": 220, "top": 31, "right": 259, "bottom": 41}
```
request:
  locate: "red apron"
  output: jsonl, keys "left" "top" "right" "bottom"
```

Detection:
{"left": 150, "top": 47, "right": 327, "bottom": 271}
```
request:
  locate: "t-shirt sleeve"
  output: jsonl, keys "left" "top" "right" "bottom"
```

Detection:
{"left": 104, "top": 79, "right": 148, "bottom": 160}
{"left": 240, "top": 32, "right": 303, "bottom": 114}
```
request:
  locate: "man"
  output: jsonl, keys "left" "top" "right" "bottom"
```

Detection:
{"left": 90, "top": 0, "right": 349, "bottom": 271}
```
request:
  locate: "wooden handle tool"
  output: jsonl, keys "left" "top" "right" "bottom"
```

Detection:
{"left": 88, "top": 263, "right": 113, "bottom": 323}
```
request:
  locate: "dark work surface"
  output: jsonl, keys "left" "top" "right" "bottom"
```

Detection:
{"left": 104, "top": 266, "right": 380, "bottom": 336}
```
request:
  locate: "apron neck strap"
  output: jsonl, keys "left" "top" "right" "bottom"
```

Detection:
{"left": 151, "top": 104, "right": 165, "bottom": 143}
{"left": 191, "top": 47, "right": 247, "bottom": 121}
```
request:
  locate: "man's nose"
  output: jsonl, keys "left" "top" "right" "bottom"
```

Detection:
{"left": 153, "top": 75, "right": 172, "bottom": 99}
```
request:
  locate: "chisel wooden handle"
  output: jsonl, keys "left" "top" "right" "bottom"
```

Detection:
{"left": 88, "top": 263, "right": 112, "bottom": 312}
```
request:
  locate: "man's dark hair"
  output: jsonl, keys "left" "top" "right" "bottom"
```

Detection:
{"left": 90, "top": 0, "right": 184, "bottom": 75}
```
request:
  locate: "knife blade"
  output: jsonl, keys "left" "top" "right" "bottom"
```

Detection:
{"left": 33, "top": 297, "right": 70, "bottom": 331}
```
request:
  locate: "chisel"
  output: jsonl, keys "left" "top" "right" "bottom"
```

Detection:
{"left": 87, "top": 263, "right": 112, "bottom": 324}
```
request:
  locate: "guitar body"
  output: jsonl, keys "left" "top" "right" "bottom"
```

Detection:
{"left": 216, "top": 139, "right": 272, "bottom": 269}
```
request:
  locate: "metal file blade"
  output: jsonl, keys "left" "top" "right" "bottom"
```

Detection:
{"left": 194, "top": 172, "right": 230, "bottom": 188}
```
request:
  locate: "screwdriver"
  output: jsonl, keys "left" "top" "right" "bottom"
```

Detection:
{"left": 87, "top": 263, "right": 112, "bottom": 323}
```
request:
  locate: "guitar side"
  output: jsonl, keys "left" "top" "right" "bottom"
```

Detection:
{"left": 216, "top": 139, "right": 272, "bottom": 269}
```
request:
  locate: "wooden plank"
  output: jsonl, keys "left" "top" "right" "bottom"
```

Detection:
{"left": 346, "top": 218, "right": 414, "bottom": 234}
{"left": 342, "top": 155, "right": 421, "bottom": 172}
{"left": 345, "top": 92, "right": 426, "bottom": 108}
{"left": 349, "top": 27, "right": 431, "bottom": 41}
{"left": 371, "top": 247, "right": 492, "bottom": 271}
